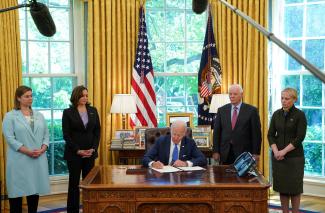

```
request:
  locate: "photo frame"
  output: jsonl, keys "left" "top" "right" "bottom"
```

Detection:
{"left": 114, "top": 129, "right": 135, "bottom": 140}
{"left": 193, "top": 136, "right": 210, "bottom": 148}
{"left": 134, "top": 127, "right": 148, "bottom": 149}
{"left": 166, "top": 113, "right": 193, "bottom": 127}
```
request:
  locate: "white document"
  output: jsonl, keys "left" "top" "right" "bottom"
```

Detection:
{"left": 151, "top": 165, "right": 181, "bottom": 173}
{"left": 177, "top": 166, "right": 206, "bottom": 171}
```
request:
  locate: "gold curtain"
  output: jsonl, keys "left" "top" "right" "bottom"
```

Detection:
{"left": 0, "top": 0, "right": 22, "bottom": 211}
{"left": 210, "top": 0, "right": 269, "bottom": 178}
{"left": 87, "top": 0, "right": 142, "bottom": 165}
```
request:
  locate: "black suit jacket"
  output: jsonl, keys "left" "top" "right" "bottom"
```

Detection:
{"left": 62, "top": 105, "right": 101, "bottom": 161}
{"left": 142, "top": 135, "right": 207, "bottom": 167}
{"left": 213, "top": 103, "right": 262, "bottom": 163}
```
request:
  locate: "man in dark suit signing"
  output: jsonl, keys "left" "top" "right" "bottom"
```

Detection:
{"left": 213, "top": 84, "right": 262, "bottom": 165}
{"left": 143, "top": 120, "right": 207, "bottom": 168}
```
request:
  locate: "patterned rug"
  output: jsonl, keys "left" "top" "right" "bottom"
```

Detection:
{"left": 37, "top": 205, "right": 320, "bottom": 213}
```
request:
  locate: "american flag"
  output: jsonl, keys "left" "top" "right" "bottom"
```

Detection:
{"left": 130, "top": 6, "right": 157, "bottom": 128}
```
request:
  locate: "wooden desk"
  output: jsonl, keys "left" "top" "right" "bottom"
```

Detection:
{"left": 80, "top": 165, "right": 270, "bottom": 213}
{"left": 112, "top": 148, "right": 213, "bottom": 165}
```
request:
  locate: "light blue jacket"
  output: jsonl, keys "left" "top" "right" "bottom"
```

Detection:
{"left": 2, "top": 109, "right": 50, "bottom": 198}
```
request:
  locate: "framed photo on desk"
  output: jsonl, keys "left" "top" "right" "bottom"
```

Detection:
{"left": 114, "top": 130, "right": 134, "bottom": 140}
{"left": 193, "top": 135, "right": 210, "bottom": 148}
{"left": 134, "top": 127, "right": 148, "bottom": 149}
{"left": 166, "top": 113, "right": 193, "bottom": 127}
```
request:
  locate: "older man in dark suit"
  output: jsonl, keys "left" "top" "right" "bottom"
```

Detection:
{"left": 143, "top": 120, "right": 207, "bottom": 168}
{"left": 212, "top": 84, "right": 262, "bottom": 165}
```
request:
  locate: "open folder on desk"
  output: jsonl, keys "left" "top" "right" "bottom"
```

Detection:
{"left": 152, "top": 166, "right": 205, "bottom": 173}
{"left": 152, "top": 166, "right": 180, "bottom": 173}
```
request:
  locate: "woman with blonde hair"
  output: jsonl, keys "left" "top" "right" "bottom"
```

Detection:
{"left": 268, "top": 88, "right": 307, "bottom": 213}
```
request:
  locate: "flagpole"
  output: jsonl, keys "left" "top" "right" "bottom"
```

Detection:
{"left": 218, "top": 0, "right": 325, "bottom": 84}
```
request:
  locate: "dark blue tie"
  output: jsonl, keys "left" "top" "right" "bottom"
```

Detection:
{"left": 172, "top": 144, "right": 179, "bottom": 163}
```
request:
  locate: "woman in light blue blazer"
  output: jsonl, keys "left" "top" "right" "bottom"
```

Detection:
{"left": 2, "top": 86, "right": 50, "bottom": 213}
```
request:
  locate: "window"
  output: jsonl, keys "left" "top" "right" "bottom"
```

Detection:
{"left": 145, "top": 0, "right": 206, "bottom": 127}
{"left": 18, "top": 0, "right": 78, "bottom": 176}
{"left": 271, "top": 0, "right": 325, "bottom": 177}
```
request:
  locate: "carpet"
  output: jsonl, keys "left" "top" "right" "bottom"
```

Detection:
{"left": 37, "top": 205, "right": 320, "bottom": 213}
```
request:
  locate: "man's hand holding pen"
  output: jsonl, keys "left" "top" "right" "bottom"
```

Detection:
{"left": 172, "top": 160, "right": 187, "bottom": 167}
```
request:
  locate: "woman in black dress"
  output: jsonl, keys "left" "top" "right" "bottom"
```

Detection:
{"left": 268, "top": 88, "right": 307, "bottom": 213}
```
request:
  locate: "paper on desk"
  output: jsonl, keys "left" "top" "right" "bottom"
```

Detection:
{"left": 151, "top": 165, "right": 181, "bottom": 173}
{"left": 177, "top": 166, "right": 205, "bottom": 171}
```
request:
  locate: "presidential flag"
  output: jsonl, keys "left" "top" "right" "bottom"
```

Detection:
{"left": 130, "top": 6, "right": 157, "bottom": 128}
{"left": 198, "top": 9, "right": 222, "bottom": 125}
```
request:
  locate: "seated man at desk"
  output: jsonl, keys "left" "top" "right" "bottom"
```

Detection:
{"left": 142, "top": 120, "right": 207, "bottom": 169}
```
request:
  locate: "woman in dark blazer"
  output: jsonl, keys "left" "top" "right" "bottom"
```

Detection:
{"left": 62, "top": 85, "right": 100, "bottom": 213}
{"left": 268, "top": 88, "right": 307, "bottom": 213}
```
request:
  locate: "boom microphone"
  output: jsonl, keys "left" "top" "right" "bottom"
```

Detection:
{"left": 192, "top": 0, "right": 208, "bottom": 14}
{"left": 30, "top": 1, "right": 56, "bottom": 37}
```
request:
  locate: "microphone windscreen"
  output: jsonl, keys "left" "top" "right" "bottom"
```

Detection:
{"left": 30, "top": 2, "right": 56, "bottom": 37}
{"left": 192, "top": 0, "right": 208, "bottom": 14}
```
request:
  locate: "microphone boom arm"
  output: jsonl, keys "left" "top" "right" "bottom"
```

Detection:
{"left": 0, "top": 3, "right": 30, "bottom": 13}
{"left": 219, "top": 0, "right": 325, "bottom": 83}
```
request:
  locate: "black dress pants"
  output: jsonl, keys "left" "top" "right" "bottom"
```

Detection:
{"left": 223, "top": 144, "right": 236, "bottom": 165}
{"left": 67, "top": 157, "right": 94, "bottom": 213}
{"left": 9, "top": 194, "right": 39, "bottom": 213}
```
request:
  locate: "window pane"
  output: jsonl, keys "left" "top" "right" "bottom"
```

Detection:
{"left": 302, "top": 75, "right": 322, "bottom": 106}
{"left": 22, "top": 77, "right": 30, "bottom": 86}
{"left": 18, "top": 9, "right": 26, "bottom": 40}
{"left": 187, "top": 106, "right": 198, "bottom": 126}
{"left": 155, "top": 76, "right": 166, "bottom": 106}
{"left": 53, "top": 142, "right": 68, "bottom": 175}
{"left": 303, "top": 109, "right": 322, "bottom": 141}
{"left": 166, "top": 76, "right": 185, "bottom": 106}
{"left": 147, "top": 11, "right": 165, "bottom": 42}
{"left": 167, "top": 106, "right": 186, "bottom": 112}
{"left": 29, "top": 41, "right": 49, "bottom": 74}
{"left": 157, "top": 106, "right": 167, "bottom": 127}
{"left": 53, "top": 110, "right": 63, "bottom": 141}
{"left": 187, "top": 42, "right": 203, "bottom": 73}
{"left": 166, "top": 11, "right": 185, "bottom": 42}
{"left": 307, "top": 4, "right": 325, "bottom": 37}
{"left": 21, "top": 41, "right": 27, "bottom": 74}
{"left": 305, "top": 39, "right": 325, "bottom": 70}
{"left": 284, "top": 6, "right": 303, "bottom": 38}
{"left": 285, "top": 0, "right": 303, "bottom": 3}
{"left": 186, "top": 0, "right": 192, "bottom": 9}
{"left": 53, "top": 77, "right": 74, "bottom": 109}
{"left": 50, "top": 8, "right": 70, "bottom": 41}
{"left": 149, "top": 42, "right": 165, "bottom": 72}
{"left": 51, "top": 42, "right": 71, "bottom": 73}
{"left": 31, "top": 78, "right": 52, "bottom": 109}
{"left": 166, "top": 0, "right": 185, "bottom": 9}
{"left": 304, "top": 142, "right": 322, "bottom": 176}
{"left": 49, "top": 0, "right": 69, "bottom": 7}
{"left": 39, "top": 110, "right": 51, "bottom": 140}
{"left": 186, "top": 10, "right": 206, "bottom": 41}
{"left": 146, "top": 0, "right": 164, "bottom": 8}
{"left": 166, "top": 42, "right": 185, "bottom": 72}
{"left": 281, "top": 75, "right": 301, "bottom": 104}
{"left": 185, "top": 76, "right": 198, "bottom": 106}
{"left": 286, "top": 40, "right": 302, "bottom": 71}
